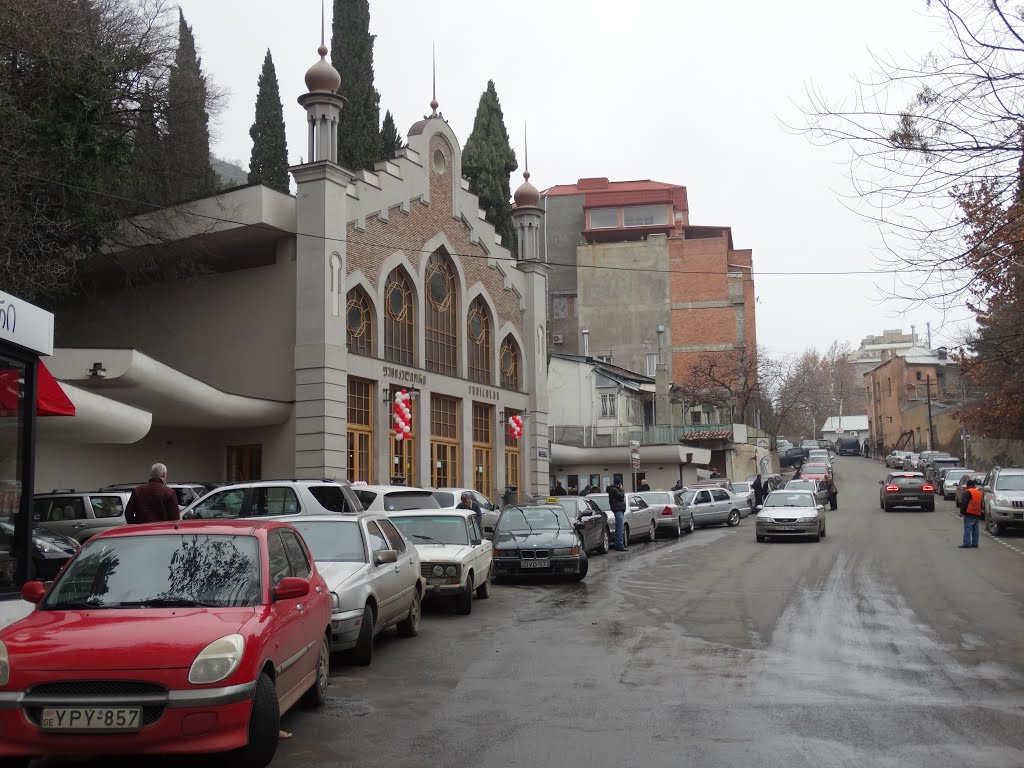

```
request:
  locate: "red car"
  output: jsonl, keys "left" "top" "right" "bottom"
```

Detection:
{"left": 798, "top": 463, "right": 831, "bottom": 481}
{"left": 0, "top": 520, "right": 331, "bottom": 768}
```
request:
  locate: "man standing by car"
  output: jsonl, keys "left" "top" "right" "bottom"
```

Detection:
{"left": 456, "top": 492, "right": 482, "bottom": 529}
{"left": 752, "top": 475, "right": 765, "bottom": 508}
{"left": 607, "top": 479, "right": 628, "bottom": 552}
{"left": 958, "top": 478, "right": 984, "bottom": 548}
{"left": 125, "top": 463, "right": 179, "bottom": 524}
{"left": 672, "top": 479, "right": 684, "bottom": 492}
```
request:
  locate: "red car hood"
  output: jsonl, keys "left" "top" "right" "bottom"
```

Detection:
{"left": 0, "top": 607, "right": 256, "bottom": 672}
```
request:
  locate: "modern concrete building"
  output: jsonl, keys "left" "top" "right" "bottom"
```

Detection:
{"left": 864, "top": 346, "right": 960, "bottom": 453}
{"left": 35, "top": 40, "right": 550, "bottom": 501}
{"left": 541, "top": 177, "right": 756, "bottom": 420}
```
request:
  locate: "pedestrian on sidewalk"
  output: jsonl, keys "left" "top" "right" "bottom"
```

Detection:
{"left": 752, "top": 474, "right": 765, "bottom": 508}
{"left": 125, "top": 463, "right": 179, "bottom": 524}
{"left": 826, "top": 475, "right": 838, "bottom": 510}
{"left": 552, "top": 481, "right": 567, "bottom": 496}
{"left": 958, "top": 478, "right": 983, "bottom": 548}
{"left": 607, "top": 479, "right": 628, "bottom": 552}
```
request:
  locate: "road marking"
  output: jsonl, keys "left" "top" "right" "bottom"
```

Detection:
{"left": 944, "top": 507, "right": 1024, "bottom": 557}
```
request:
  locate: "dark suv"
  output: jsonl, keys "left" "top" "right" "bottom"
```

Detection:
{"left": 836, "top": 437, "right": 861, "bottom": 456}
{"left": 779, "top": 446, "right": 809, "bottom": 469}
{"left": 879, "top": 472, "right": 935, "bottom": 512}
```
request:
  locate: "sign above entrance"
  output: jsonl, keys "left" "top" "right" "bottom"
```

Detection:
{"left": 0, "top": 290, "right": 53, "bottom": 356}
{"left": 469, "top": 385, "right": 499, "bottom": 401}
{"left": 382, "top": 364, "right": 426, "bottom": 386}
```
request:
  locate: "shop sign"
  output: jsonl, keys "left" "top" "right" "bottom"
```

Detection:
{"left": 0, "top": 290, "right": 53, "bottom": 356}
{"left": 382, "top": 364, "right": 426, "bottom": 386}
{"left": 469, "top": 385, "right": 500, "bottom": 401}
{"left": 537, "top": 448, "right": 549, "bottom": 460}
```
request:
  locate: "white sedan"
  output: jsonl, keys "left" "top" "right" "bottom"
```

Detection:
{"left": 388, "top": 509, "right": 493, "bottom": 615}
{"left": 755, "top": 489, "right": 827, "bottom": 543}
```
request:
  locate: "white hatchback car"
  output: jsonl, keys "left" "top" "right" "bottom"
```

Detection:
{"left": 352, "top": 484, "right": 440, "bottom": 512}
{"left": 180, "top": 479, "right": 363, "bottom": 519}
{"left": 387, "top": 509, "right": 493, "bottom": 615}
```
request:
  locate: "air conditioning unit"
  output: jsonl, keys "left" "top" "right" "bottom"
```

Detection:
{"left": 552, "top": 334, "right": 564, "bottom": 344}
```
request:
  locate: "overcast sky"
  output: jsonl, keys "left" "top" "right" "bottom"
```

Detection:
{"left": 176, "top": 0, "right": 974, "bottom": 357}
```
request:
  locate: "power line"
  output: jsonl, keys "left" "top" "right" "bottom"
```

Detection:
{"left": 7, "top": 166, "right": 975, "bottom": 278}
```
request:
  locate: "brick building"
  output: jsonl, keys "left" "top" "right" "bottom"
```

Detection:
{"left": 542, "top": 177, "right": 756, "bottom": 422}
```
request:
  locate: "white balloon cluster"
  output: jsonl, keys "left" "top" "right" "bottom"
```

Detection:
{"left": 392, "top": 390, "right": 412, "bottom": 441}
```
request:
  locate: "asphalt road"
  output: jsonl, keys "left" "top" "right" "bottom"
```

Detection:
{"left": 36, "top": 457, "right": 1024, "bottom": 767}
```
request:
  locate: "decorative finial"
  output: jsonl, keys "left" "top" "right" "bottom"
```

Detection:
{"left": 524, "top": 123, "right": 530, "bottom": 182}
{"left": 430, "top": 43, "right": 439, "bottom": 117}
{"left": 320, "top": 0, "right": 325, "bottom": 47}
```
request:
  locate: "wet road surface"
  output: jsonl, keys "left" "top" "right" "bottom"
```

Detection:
{"left": 34, "top": 457, "right": 1024, "bottom": 767}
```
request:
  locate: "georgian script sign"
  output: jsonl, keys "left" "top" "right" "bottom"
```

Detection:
{"left": 0, "top": 290, "right": 53, "bottom": 356}
{"left": 469, "top": 385, "right": 500, "bottom": 401}
{"left": 382, "top": 365, "right": 426, "bottom": 386}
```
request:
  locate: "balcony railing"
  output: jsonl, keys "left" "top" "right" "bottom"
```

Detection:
{"left": 549, "top": 424, "right": 735, "bottom": 448}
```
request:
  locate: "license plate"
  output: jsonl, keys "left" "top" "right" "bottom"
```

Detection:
{"left": 41, "top": 706, "right": 142, "bottom": 732}
{"left": 903, "top": 496, "right": 918, "bottom": 501}
{"left": 771, "top": 526, "right": 799, "bottom": 532}
{"left": 520, "top": 560, "right": 550, "bottom": 568}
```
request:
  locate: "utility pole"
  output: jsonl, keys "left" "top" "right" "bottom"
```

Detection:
{"left": 926, "top": 374, "right": 935, "bottom": 451}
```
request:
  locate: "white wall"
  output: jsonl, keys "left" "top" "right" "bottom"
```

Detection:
{"left": 548, "top": 356, "right": 591, "bottom": 426}
{"left": 550, "top": 462, "right": 698, "bottom": 494}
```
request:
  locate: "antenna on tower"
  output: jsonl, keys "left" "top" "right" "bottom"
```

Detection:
{"left": 430, "top": 43, "right": 439, "bottom": 117}
{"left": 320, "top": 0, "right": 325, "bottom": 47}
{"left": 524, "top": 122, "right": 530, "bottom": 181}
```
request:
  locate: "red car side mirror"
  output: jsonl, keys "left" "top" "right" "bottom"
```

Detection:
{"left": 273, "top": 577, "right": 310, "bottom": 602}
{"left": 20, "top": 581, "right": 46, "bottom": 604}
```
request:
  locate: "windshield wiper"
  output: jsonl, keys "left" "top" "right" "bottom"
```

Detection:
{"left": 410, "top": 533, "right": 448, "bottom": 545}
{"left": 44, "top": 600, "right": 107, "bottom": 610}
{"left": 117, "top": 597, "right": 220, "bottom": 608}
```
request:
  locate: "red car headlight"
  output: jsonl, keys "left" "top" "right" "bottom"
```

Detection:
{"left": 188, "top": 634, "right": 245, "bottom": 685}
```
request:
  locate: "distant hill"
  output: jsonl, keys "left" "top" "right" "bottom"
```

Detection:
{"left": 211, "top": 156, "right": 249, "bottom": 188}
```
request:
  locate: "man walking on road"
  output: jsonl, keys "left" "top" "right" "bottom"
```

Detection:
{"left": 125, "top": 463, "right": 179, "bottom": 524}
{"left": 958, "top": 478, "right": 984, "bottom": 548}
{"left": 607, "top": 479, "right": 628, "bottom": 552}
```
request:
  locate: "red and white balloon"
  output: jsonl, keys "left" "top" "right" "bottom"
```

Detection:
{"left": 393, "top": 390, "right": 412, "bottom": 441}
{"left": 508, "top": 413, "right": 523, "bottom": 440}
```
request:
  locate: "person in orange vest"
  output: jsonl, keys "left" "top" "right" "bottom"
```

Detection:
{"left": 958, "top": 478, "right": 984, "bottom": 548}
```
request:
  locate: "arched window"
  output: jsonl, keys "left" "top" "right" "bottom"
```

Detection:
{"left": 383, "top": 267, "right": 415, "bottom": 365}
{"left": 425, "top": 252, "right": 458, "bottom": 375}
{"left": 346, "top": 287, "right": 375, "bottom": 356}
{"left": 500, "top": 335, "right": 522, "bottom": 391}
{"left": 467, "top": 297, "right": 492, "bottom": 384}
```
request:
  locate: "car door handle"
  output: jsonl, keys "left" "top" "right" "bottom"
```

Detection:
{"left": 394, "top": 566, "right": 401, "bottom": 573}
{"left": 73, "top": 523, "right": 86, "bottom": 528}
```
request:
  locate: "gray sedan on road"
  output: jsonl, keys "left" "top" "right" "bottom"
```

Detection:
{"left": 588, "top": 492, "right": 659, "bottom": 544}
{"left": 636, "top": 491, "right": 696, "bottom": 536}
{"left": 755, "top": 489, "right": 827, "bottom": 542}
{"left": 678, "top": 487, "right": 744, "bottom": 528}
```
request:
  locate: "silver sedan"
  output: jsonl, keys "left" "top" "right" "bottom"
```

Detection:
{"left": 755, "top": 489, "right": 827, "bottom": 543}
{"left": 636, "top": 491, "right": 696, "bottom": 537}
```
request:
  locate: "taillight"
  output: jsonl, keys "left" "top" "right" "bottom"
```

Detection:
{"left": 662, "top": 506, "right": 673, "bottom": 516}
{"left": 885, "top": 485, "right": 899, "bottom": 492}
{"left": 922, "top": 484, "right": 934, "bottom": 492}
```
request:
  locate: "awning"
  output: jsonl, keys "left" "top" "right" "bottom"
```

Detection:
{"left": 0, "top": 361, "right": 76, "bottom": 417}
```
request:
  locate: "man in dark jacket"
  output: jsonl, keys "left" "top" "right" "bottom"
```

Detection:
{"left": 607, "top": 480, "right": 628, "bottom": 552}
{"left": 671, "top": 479, "right": 684, "bottom": 492}
{"left": 752, "top": 475, "right": 765, "bottom": 507}
{"left": 125, "top": 463, "right": 179, "bottom": 524}
{"left": 456, "top": 492, "right": 483, "bottom": 529}
{"left": 552, "top": 481, "right": 567, "bottom": 496}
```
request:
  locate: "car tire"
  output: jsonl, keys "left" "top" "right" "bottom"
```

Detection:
{"left": 300, "top": 635, "right": 330, "bottom": 708}
{"left": 821, "top": 524, "right": 827, "bottom": 539}
{"left": 351, "top": 604, "right": 374, "bottom": 666}
{"left": 811, "top": 524, "right": 822, "bottom": 542}
{"left": 756, "top": 534, "right": 766, "bottom": 543}
{"left": 647, "top": 520, "right": 656, "bottom": 542}
{"left": 397, "top": 590, "right": 422, "bottom": 636}
{"left": 727, "top": 509, "right": 741, "bottom": 527}
{"left": 575, "top": 551, "right": 589, "bottom": 581}
{"left": 455, "top": 575, "right": 474, "bottom": 616}
{"left": 673, "top": 518, "right": 683, "bottom": 538}
{"left": 924, "top": 505, "right": 935, "bottom": 512}
{"left": 987, "top": 513, "right": 1004, "bottom": 536}
{"left": 686, "top": 514, "right": 696, "bottom": 534}
{"left": 475, "top": 572, "right": 491, "bottom": 599}
{"left": 597, "top": 527, "right": 610, "bottom": 554}
{"left": 623, "top": 523, "right": 630, "bottom": 544}
{"left": 227, "top": 673, "right": 279, "bottom": 768}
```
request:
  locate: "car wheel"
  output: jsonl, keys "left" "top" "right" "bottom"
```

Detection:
{"left": 811, "top": 524, "right": 822, "bottom": 542}
{"left": 623, "top": 523, "right": 630, "bottom": 543}
{"left": 226, "top": 673, "right": 279, "bottom": 768}
{"left": 987, "top": 513, "right": 1004, "bottom": 536}
{"left": 351, "top": 604, "right": 374, "bottom": 666}
{"left": 727, "top": 509, "right": 741, "bottom": 527}
{"left": 686, "top": 514, "right": 696, "bottom": 533}
{"left": 647, "top": 520, "right": 656, "bottom": 542}
{"left": 925, "top": 505, "right": 935, "bottom": 512}
{"left": 475, "top": 572, "right": 491, "bottom": 599}
{"left": 821, "top": 524, "right": 827, "bottom": 538}
{"left": 455, "top": 575, "right": 474, "bottom": 615}
{"left": 756, "top": 534, "right": 766, "bottom": 543}
{"left": 300, "top": 635, "right": 330, "bottom": 708}
{"left": 397, "top": 589, "right": 422, "bottom": 636}
{"left": 575, "top": 551, "right": 589, "bottom": 581}
{"left": 673, "top": 517, "right": 683, "bottom": 538}
{"left": 597, "top": 526, "right": 610, "bottom": 554}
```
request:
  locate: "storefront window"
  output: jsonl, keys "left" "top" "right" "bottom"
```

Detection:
{"left": 0, "top": 355, "right": 26, "bottom": 594}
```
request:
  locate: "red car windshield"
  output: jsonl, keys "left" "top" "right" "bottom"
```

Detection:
{"left": 42, "top": 533, "right": 262, "bottom": 610}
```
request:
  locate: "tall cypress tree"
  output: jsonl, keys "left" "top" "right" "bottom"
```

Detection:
{"left": 165, "top": 9, "right": 217, "bottom": 202}
{"left": 379, "top": 110, "right": 403, "bottom": 160}
{"left": 331, "top": 0, "right": 381, "bottom": 170}
{"left": 248, "top": 50, "right": 289, "bottom": 193}
{"left": 462, "top": 80, "right": 518, "bottom": 249}
{"left": 127, "top": 85, "right": 168, "bottom": 209}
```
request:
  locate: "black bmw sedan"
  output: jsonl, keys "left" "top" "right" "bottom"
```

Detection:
{"left": 491, "top": 505, "right": 588, "bottom": 581}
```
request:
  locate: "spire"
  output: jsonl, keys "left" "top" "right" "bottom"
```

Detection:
{"left": 513, "top": 123, "right": 540, "bottom": 208}
{"left": 430, "top": 43, "right": 439, "bottom": 117}
{"left": 523, "top": 123, "right": 530, "bottom": 183}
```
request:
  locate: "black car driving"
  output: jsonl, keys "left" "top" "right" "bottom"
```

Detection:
{"left": 491, "top": 504, "right": 588, "bottom": 581}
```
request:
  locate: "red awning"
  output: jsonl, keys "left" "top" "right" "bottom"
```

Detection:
{"left": 0, "top": 361, "right": 76, "bottom": 417}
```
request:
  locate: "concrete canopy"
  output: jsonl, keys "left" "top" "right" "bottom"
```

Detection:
{"left": 550, "top": 443, "right": 711, "bottom": 466}
{"left": 47, "top": 348, "right": 291, "bottom": 429}
{"left": 36, "top": 383, "right": 152, "bottom": 444}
